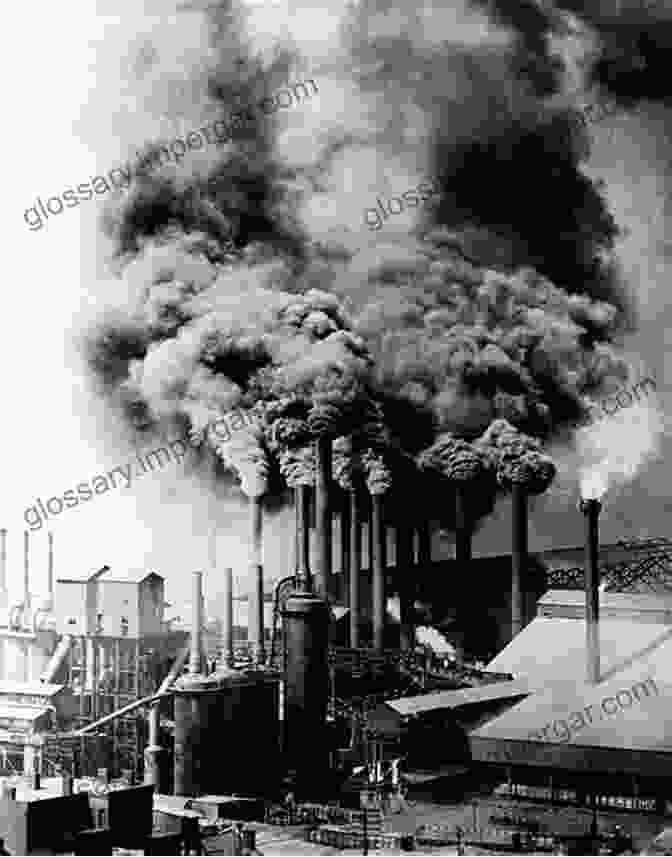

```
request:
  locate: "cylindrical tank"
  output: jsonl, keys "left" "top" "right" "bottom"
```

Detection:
{"left": 282, "top": 593, "right": 329, "bottom": 795}
{"left": 173, "top": 671, "right": 280, "bottom": 797}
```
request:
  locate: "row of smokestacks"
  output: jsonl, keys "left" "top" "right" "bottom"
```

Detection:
{"left": 243, "top": 434, "right": 542, "bottom": 655}
{"left": 0, "top": 529, "right": 55, "bottom": 617}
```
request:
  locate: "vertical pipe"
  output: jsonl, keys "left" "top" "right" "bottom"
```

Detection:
{"left": 47, "top": 531, "right": 54, "bottom": 603}
{"left": 190, "top": 572, "right": 203, "bottom": 675}
{"left": 349, "top": 489, "right": 361, "bottom": 649}
{"left": 454, "top": 484, "right": 472, "bottom": 565}
{"left": 314, "top": 436, "right": 333, "bottom": 599}
{"left": 511, "top": 484, "right": 528, "bottom": 640}
{"left": 79, "top": 638, "right": 86, "bottom": 722}
{"left": 371, "top": 494, "right": 385, "bottom": 653}
{"left": 581, "top": 499, "right": 601, "bottom": 684}
{"left": 396, "top": 525, "right": 415, "bottom": 651}
{"left": 295, "top": 485, "right": 312, "bottom": 593}
{"left": 221, "top": 566, "right": 234, "bottom": 668}
{"left": 144, "top": 703, "right": 163, "bottom": 789}
{"left": 249, "top": 497, "right": 265, "bottom": 665}
{"left": 0, "top": 528, "right": 7, "bottom": 601}
{"left": 23, "top": 530, "right": 30, "bottom": 611}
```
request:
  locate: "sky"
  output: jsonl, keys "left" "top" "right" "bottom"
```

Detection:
{"left": 3, "top": 0, "right": 672, "bottom": 617}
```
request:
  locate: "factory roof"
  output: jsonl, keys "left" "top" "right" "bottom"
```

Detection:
{"left": 99, "top": 568, "right": 163, "bottom": 584}
{"left": 0, "top": 704, "right": 51, "bottom": 724}
{"left": 469, "top": 667, "right": 672, "bottom": 775}
{"left": 471, "top": 612, "right": 672, "bottom": 774}
{"left": 0, "top": 680, "right": 64, "bottom": 697}
{"left": 56, "top": 565, "right": 109, "bottom": 583}
{"left": 487, "top": 615, "right": 672, "bottom": 688}
{"left": 386, "top": 678, "right": 531, "bottom": 717}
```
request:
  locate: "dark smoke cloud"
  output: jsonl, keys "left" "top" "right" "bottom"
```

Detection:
{"left": 81, "top": 0, "right": 642, "bottom": 520}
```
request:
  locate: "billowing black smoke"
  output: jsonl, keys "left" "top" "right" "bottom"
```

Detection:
{"left": 81, "top": 0, "right": 638, "bottom": 528}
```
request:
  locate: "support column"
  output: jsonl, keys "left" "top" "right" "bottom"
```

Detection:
{"left": 349, "top": 489, "right": 361, "bottom": 649}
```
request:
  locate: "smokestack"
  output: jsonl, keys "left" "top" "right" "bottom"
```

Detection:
{"left": 23, "top": 531, "right": 30, "bottom": 610}
{"left": 454, "top": 485, "right": 472, "bottom": 565}
{"left": 189, "top": 571, "right": 203, "bottom": 676}
{"left": 580, "top": 498, "right": 601, "bottom": 684}
{"left": 314, "top": 437, "right": 333, "bottom": 599}
{"left": 221, "top": 566, "right": 234, "bottom": 669}
{"left": 0, "top": 529, "right": 7, "bottom": 602}
{"left": 349, "top": 488, "right": 361, "bottom": 648}
{"left": 371, "top": 493, "right": 386, "bottom": 652}
{"left": 340, "top": 492, "right": 351, "bottom": 610}
{"left": 47, "top": 532, "right": 54, "bottom": 604}
{"left": 249, "top": 497, "right": 265, "bottom": 665}
{"left": 417, "top": 522, "right": 432, "bottom": 569}
{"left": 510, "top": 484, "right": 528, "bottom": 640}
{"left": 396, "top": 524, "right": 414, "bottom": 651}
{"left": 295, "top": 485, "right": 312, "bottom": 594}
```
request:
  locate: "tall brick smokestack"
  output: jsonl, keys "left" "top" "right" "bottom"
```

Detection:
{"left": 23, "top": 530, "right": 30, "bottom": 610}
{"left": 580, "top": 497, "right": 602, "bottom": 684}
{"left": 349, "top": 488, "right": 361, "bottom": 648}
{"left": 0, "top": 528, "right": 7, "bottom": 604}
{"left": 371, "top": 493, "right": 386, "bottom": 652}
{"left": 314, "top": 437, "right": 333, "bottom": 600}
{"left": 221, "top": 566, "right": 234, "bottom": 669}
{"left": 454, "top": 485, "right": 472, "bottom": 566}
{"left": 510, "top": 484, "right": 528, "bottom": 639}
{"left": 189, "top": 571, "right": 203, "bottom": 676}
{"left": 295, "top": 484, "right": 312, "bottom": 593}
{"left": 249, "top": 497, "right": 265, "bottom": 665}
{"left": 396, "top": 524, "right": 415, "bottom": 651}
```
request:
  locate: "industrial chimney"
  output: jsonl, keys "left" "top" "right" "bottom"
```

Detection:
{"left": 0, "top": 528, "right": 7, "bottom": 605}
{"left": 579, "top": 497, "right": 602, "bottom": 684}
{"left": 248, "top": 497, "right": 265, "bottom": 665}
{"left": 23, "top": 530, "right": 31, "bottom": 612}
{"left": 189, "top": 571, "right": 204, "bottom": 676}
{"left": 221, "top": 566, "right": 234, "bottom": 669}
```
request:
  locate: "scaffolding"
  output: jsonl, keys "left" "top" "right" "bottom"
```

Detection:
{"left": 547, "top": 537, "right": 672, "bottom": 593}
{"left": 63, "top": 636, "right": 166, "bottom": 777}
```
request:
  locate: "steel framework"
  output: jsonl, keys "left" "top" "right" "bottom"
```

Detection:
{"left": 546, "top": 537, "right": 672, "bottom": 593}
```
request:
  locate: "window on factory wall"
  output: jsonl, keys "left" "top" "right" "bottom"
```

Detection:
{"left": 121, "top": 617, "right": 129, "bottom": 636}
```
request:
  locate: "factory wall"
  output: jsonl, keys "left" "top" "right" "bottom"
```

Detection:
{"left": 55, "top": 581, "right": 88, "bottom": 636}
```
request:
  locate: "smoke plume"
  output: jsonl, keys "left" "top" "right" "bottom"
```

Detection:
{"left": 81, "top": 0, "right": 660, "bottom": 525}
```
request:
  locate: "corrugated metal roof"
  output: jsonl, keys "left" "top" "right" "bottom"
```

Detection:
{"left": 487, "top": 616, "right": 669, "bottom": 687}
{"left": 387, "top": 678, "right": 532, "bottom": 717}
{"left": 472, "top": 615, "right": 672, "bottom": 760}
